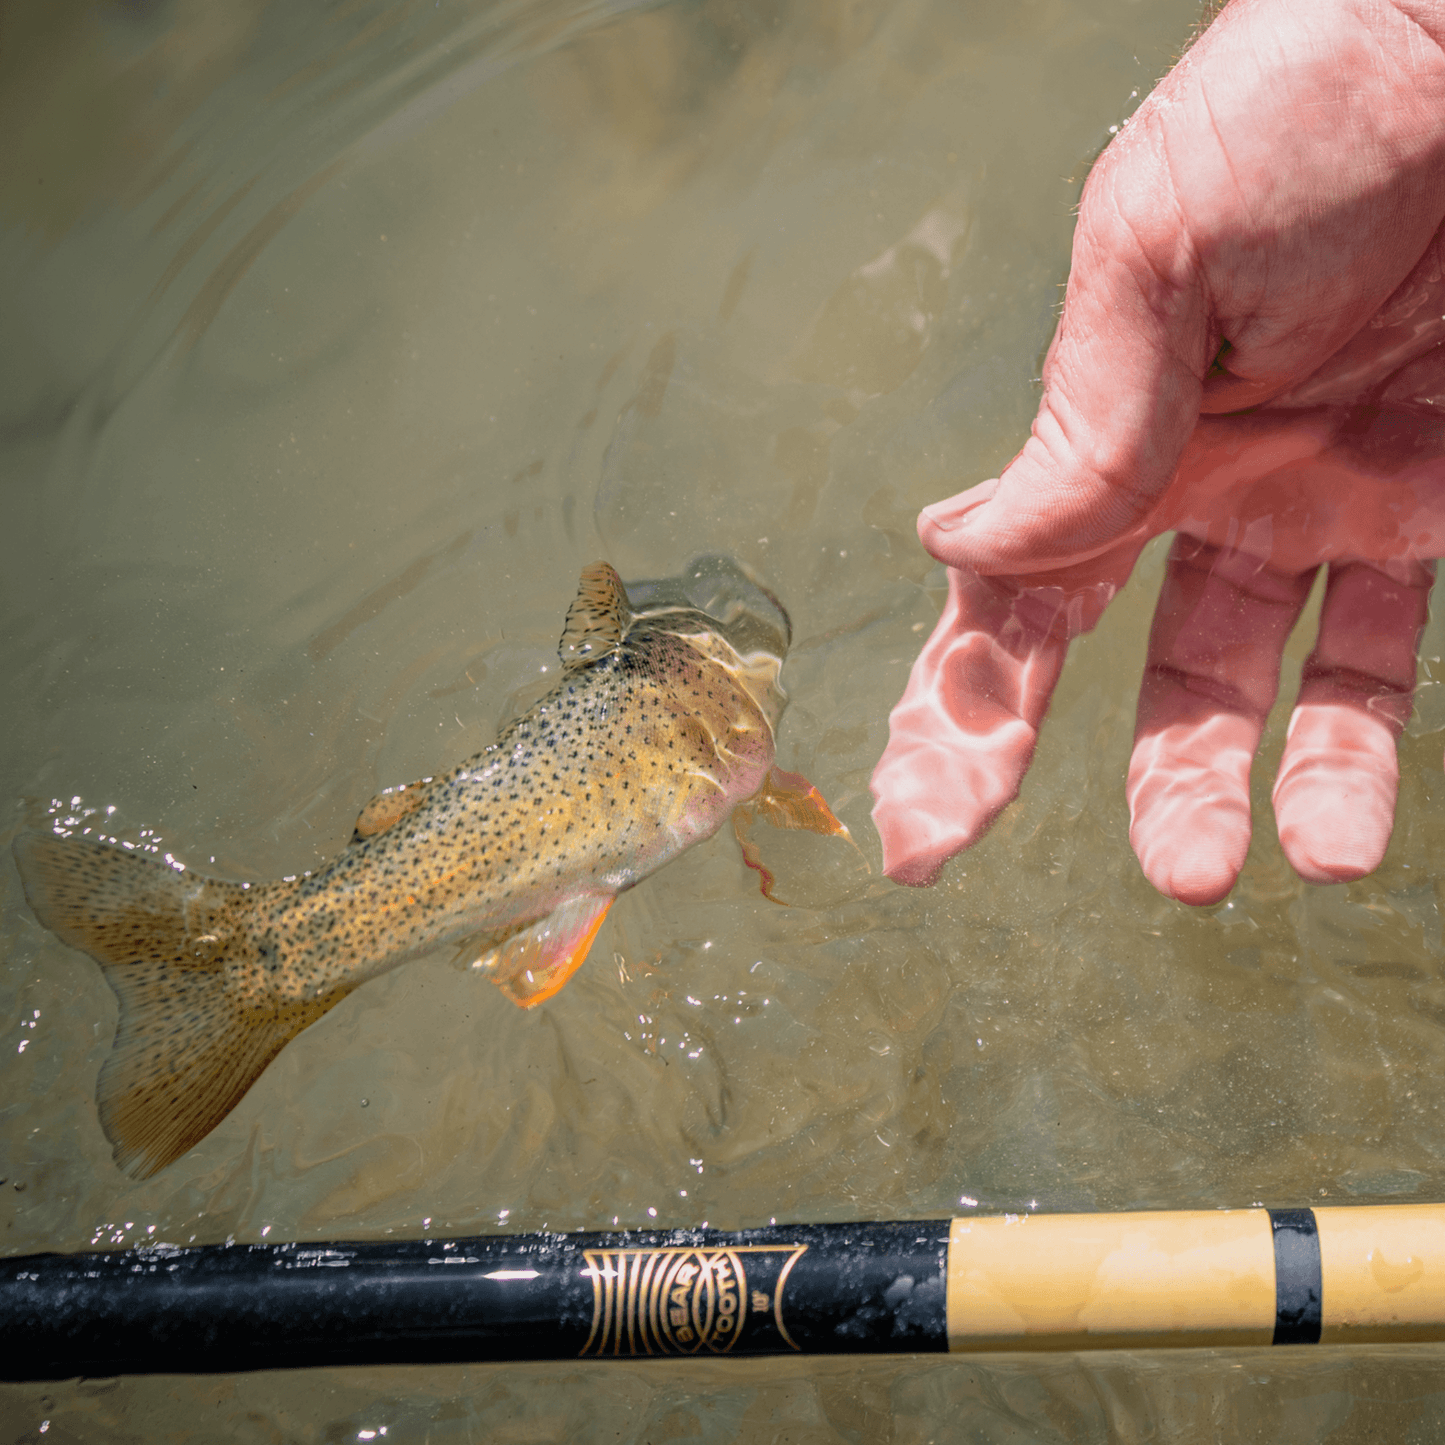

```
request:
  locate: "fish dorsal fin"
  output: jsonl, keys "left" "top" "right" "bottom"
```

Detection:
{"left": 559, "top": 562, "right": 629, "bottom": 671}
{"left": 353, "top": 778, "right": 433, "bottom": 841}
{"left": 460, "top": 894, "right": 612, "bottom": 1008}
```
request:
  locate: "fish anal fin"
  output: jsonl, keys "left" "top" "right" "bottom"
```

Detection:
{"left": 353, "top": 778, "right": 433, "bottom": 841}
{"left": 468, "top": 895, "right": 612, "bottom": 1008}
{"left": 559, "top": 562, "right": 629, "bottom": 671}
{"left": 13, "top": 831, "right": 344, "bottom": 1178}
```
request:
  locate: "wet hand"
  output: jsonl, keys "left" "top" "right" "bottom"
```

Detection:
{"left": 871, "top": 0, "right": 1445, "bottom": 904}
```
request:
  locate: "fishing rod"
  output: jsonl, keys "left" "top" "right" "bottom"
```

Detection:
{"left": 3, "top": 1203, "right": 1442, "bottom": 1379}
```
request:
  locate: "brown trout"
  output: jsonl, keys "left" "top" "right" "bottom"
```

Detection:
{"left": 15, "top": 556, "right": 849, "bottom": 1178}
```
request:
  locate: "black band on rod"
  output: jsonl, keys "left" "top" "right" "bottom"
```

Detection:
{"left": 1268, "top": 1208, "right": 1322, "bottom": 1345}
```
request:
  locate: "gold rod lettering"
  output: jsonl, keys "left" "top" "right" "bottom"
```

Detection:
{"left": 774, "top": 1245, "right": 808, "bottom": 1351}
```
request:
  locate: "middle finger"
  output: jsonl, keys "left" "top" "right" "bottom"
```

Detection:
{"left": 1127, "top": 535, "right": 1316, "bottom": 905}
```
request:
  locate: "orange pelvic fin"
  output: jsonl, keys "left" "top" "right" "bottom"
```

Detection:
{"left": 13, "top": 831, "right": 344, "bottom": 1179}
{"left": 353, "top": 777, "right": 434, "bottom": 840}
{"left": 733, "top": 767, "right": 863, "bottom": 904}
{"left": 466, "top": 894, "right": 613, "bottom": 1008}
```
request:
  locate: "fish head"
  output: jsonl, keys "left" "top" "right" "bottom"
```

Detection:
{"left": 624, "top": 554, "right": 792, "bottom": 731}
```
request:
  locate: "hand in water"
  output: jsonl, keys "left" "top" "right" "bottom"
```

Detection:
{"left": 871, "top": 0, "right": 1445, "bottom": 905}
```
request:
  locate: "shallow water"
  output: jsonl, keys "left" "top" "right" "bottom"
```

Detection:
{"left": 4, "top": 0, "right": 1445, "bottom": 1438}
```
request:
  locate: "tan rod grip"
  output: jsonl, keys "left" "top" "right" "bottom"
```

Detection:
{"left": 1316, "top": 1204, "right": 1445, "bottom": 1344}
{"left": 946, "top": 1204, "right": 1445, "bottom": 1350}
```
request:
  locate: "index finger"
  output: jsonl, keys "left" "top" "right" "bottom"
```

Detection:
{"left": 872, "top": 538, "right": 1141, "bottom": 886}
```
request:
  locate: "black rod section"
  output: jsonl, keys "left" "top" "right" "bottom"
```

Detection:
{"left": 1, "top": 1221, "right": 950, "bottom": 1380}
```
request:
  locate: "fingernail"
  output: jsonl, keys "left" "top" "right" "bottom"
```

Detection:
{"left": 920, "top": 504, "right": 957, "bottom": 532}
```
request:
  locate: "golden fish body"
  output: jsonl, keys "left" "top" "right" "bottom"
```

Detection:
{"left": 15, "top": 556, "right": 840, "bottom": 1178}
{"left": 234, "top": 561, "right": 789, "bottom": 1004}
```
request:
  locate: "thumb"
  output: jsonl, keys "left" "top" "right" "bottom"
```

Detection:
{"left": 922, "top": 125, "right": 1211, "bottom": 575}
{"left": 925, "top": 0, "right": 1445, "bottom": 577}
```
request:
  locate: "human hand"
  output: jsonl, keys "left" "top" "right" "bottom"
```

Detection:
{"left": 871, "top": 0, "right": 1445, "bottom": 904}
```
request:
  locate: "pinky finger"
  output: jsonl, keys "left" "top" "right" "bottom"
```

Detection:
{"left": 1273, "top": 561, "right": 1433, "bottom": 884}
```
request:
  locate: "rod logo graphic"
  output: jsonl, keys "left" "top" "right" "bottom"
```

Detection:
{"left": 580, "top": 1245, "right": 807, "bottom": 1356}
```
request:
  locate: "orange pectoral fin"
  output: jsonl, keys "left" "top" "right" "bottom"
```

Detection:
{"left": 755, "top": 768, "right": 852, "bottom": 837}
{"left": 733, "top": 808, "right": 782, "bottom": 902}
{"left": 734, "top": 768, "right": 866, "bottom": 904}
{"left": 470, "top": 895, "right": 613, "bottom": 1008}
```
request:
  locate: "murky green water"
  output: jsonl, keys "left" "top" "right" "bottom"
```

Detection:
{"left": 4, "top": 0, "right": 1445, "bottom": 1438}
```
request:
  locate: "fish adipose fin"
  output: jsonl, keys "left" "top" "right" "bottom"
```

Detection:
{"left": 353, "top": 777, "right": 434, "bottom": 840}
{"left": 559, "top": 561, "right": 630, "bottom": 671}
{"left": 463, "top": 894, "right": 612, "bottom": 1008}
{"left": 13, "top": 832, "right": 344, "bottom": 1179}
{"left": 733, "top": 768, "right": 862, "bottom": 904}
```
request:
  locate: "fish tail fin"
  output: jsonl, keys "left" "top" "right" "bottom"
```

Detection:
{"left": 13, "top": 831, "right": 333, "bottom": 1178}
